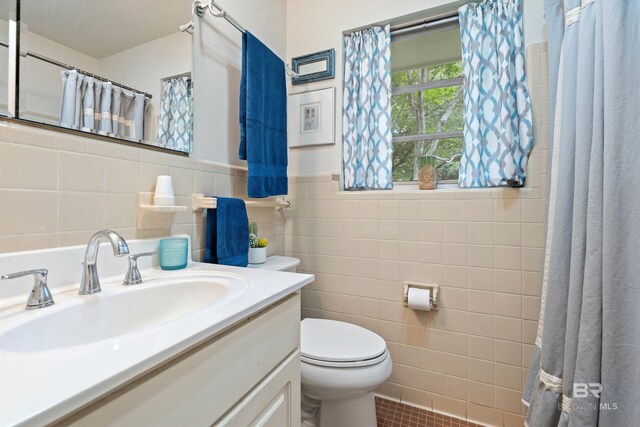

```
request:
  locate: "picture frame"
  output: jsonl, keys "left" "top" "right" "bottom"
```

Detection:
{"left": 291, "top": 49, "right": 335, "bottom": 85}
{"left": 288, "top": 87, "right": 335, "bottom": 148}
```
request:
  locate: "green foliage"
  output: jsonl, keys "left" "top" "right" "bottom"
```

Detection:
{"left": 249, "top": 222, "right": 268, "bottom": 248}
{"left": 249, "top": 233, "right": 258, "bottom": 248}
{"left": 419, "top": 155, "right": 438, "bottom": 169}
{"left": 249, "top": 222, "right": 258, "bottom": 236}
{"left": 391, "top": 62, "right": 464, "bottom": 182}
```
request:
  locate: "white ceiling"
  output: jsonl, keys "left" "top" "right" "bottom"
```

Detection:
{"left": 7, "top": 0, "right": 192, "bottom": 59}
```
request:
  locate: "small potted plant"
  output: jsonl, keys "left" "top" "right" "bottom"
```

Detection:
{"left": 248, "top": 222, "right": 268, "bottom": 264}
{"left": 418, "top": 156, "right": 438, "bottom": 190}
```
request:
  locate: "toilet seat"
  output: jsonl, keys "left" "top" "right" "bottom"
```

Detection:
{"left": 301, "top": 349, "right": 389, "bottom": 368}
{"left": 301, "top": 319, "right": 388, "bottom": 367}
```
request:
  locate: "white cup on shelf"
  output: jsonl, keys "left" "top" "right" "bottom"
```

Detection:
{"left": 153, "top": 175, "right": 175, "bottom": 206}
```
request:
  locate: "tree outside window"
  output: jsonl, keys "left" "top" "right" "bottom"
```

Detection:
{"left": 391, "top": 61, "right": 464, "bottom": 183}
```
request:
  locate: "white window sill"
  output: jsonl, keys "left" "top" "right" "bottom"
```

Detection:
{"left": 392, "top": 181, "right": 460, "bottom": 191}
{"left": 335, "top": 181, "right": 539, "bottom": 200}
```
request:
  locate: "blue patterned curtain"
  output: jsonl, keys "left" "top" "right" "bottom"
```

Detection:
{"left": 458, "top": 0, "right": 534, "bottom": 188}
{"left": 156, "top": 76, "right": 193, "bottom": 152}
{"left": 342, "top": 25, "right": 392, "bottom": 190}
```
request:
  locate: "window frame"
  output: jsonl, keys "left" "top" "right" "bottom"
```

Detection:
{"left": 390, "top": 66, "right": 464, "bottom": 186}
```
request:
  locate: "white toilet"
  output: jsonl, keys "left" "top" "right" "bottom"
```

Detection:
{"left": 250, "top": 256, "right": 393, "bottom": 427}
{"left": 299, "top": 318, "right": 392, "bottom": 427}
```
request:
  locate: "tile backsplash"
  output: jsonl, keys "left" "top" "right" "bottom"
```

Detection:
{"left": 0, "top": 124, "right": 285, "bottom": 259}
{"left": 286, "top": 42, "right": 549, "bottom": 427}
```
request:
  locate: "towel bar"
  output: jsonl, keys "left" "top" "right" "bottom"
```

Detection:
{"left": 191, "top": 194, "right": 291, "bottom": 211}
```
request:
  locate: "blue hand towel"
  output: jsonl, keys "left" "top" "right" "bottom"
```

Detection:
{"left": 204, "top": 197, "right": 249, "bottom": 267}
{"left": 239, "top": 31, "right": 288, "bottom": 198}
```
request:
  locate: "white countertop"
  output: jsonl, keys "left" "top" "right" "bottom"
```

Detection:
{"left": 0, "top": 262, "right": 314, "bottom": 426}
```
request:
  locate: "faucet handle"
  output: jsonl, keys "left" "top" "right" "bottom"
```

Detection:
{"left": 1, "top": 269, "right": 54, "bottom": 310}
{"left": 123, "top": 252, "right": 156, "bottom": 286}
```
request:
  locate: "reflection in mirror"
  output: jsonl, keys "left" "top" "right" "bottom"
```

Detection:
{"left": 298, "top": 60, "right": 328, "bottom": 76}
{"left": 6, "top": 0, "right": 194, "bottom": 153}
{"left": 0, "top": 2, "right": 11, "bottom": 116}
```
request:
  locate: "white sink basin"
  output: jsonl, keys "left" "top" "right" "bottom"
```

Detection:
{"left": 0, "top": 271, "right": 247, "bottom": 353}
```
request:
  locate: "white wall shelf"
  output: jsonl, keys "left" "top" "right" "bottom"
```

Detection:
{"left": 137, "top": 193, "right": 188, "bottom": 230}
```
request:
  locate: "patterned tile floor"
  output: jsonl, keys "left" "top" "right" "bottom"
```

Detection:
{"left": 375, "top": 397, "right": 483, "bottom": 427}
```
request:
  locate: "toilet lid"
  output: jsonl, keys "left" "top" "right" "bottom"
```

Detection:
{"left": 301, "top": 319, "right": 387, "bottom": 364}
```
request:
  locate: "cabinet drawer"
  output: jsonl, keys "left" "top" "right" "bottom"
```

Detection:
{"left": 61, "top": 293, "right": 301, "bottom": 426}
{"left": 215, "top": 350, "right": 300, "bottom": 426}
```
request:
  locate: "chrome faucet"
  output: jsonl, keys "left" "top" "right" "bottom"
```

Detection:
{"left": 1, "top": 269, "right": 54, "bottom": 309}
{"left": 79, "top": 230, "right": 130, "bottom": 295}
{"left": 123, "top": 252, "right": 156, "bottom": 286}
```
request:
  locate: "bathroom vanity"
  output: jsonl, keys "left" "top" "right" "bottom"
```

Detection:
{"left": 64, "top": 294, "right": 302, "bottom": 426}
{"left": 0, "top": 237, "right": 314, "bottom": 426}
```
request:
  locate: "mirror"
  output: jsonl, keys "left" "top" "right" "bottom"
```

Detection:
{"left": 2, "top": 0, "right": 194, "bottom": 153}
{"left": 298, "top": 60, "right": 328, "bottom": 76}
{"left": 291, "top": 48, "right": 335, "bottom": 86}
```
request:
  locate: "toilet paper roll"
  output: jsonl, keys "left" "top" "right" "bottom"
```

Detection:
{"left": 407, "top": 287, "right": 431, "bottom": 311}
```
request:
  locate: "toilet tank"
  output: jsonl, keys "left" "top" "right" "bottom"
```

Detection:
{"left": 247, "top": 256, "right": 300, "bottom": 272}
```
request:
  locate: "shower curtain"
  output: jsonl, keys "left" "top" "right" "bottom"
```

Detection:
{"left": 59, "top": 70, "right": 148, "bottom": 141}
{"left": 155, "top": 76, "right": 192, "bottom": 153}
{"left": 523, "top": 1, "right": 640, "bottom": 426}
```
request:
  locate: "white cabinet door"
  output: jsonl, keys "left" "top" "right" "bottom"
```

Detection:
{"left": 216, "top": 350, "right": 300, "bottom": 427}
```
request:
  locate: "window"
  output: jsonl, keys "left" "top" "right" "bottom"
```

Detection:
{"left": 390, "top": 23, "right": 463, "bottom": 183}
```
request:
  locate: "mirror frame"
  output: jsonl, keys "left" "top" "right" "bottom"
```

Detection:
{"left": 291, "top": 48, "right": 335, "bottom": 86}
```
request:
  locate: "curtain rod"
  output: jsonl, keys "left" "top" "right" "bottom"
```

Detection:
{"left": 390, "top": 13, "right": 459, "bottom": 37}
{"left": 0, "top": 41, "right": 152, "bottom": 99}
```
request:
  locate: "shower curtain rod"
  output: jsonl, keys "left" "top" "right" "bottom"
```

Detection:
{"left": 0, "top": 41, "right": 152, "bottom": 99}
{"left": 189, "top": 0, "right": 299, "bottom": 78}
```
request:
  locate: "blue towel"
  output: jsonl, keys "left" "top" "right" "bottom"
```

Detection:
{"left": 204, "top": 197, "right": 249, "bottom": 267}
{"left": 239, "top": 31, "right": 288, "bottom": 198}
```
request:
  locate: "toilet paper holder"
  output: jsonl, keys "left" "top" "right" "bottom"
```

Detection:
{"left": 403, "top": 282, "right": 439, "bottom": 311}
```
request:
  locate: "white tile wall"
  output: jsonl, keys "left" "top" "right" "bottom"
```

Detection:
{"left": 287, "top": 43, "right": 549, "bottom": 426}
{"left": 0, "top": 124, "right": 286, "bottom": 259}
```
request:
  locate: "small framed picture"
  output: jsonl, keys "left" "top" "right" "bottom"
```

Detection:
{"left": 288, "top": 87, "right": 334, "bottom": 148}
{"left": 301, "top": 102, "right": 320, "bottom": 133}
